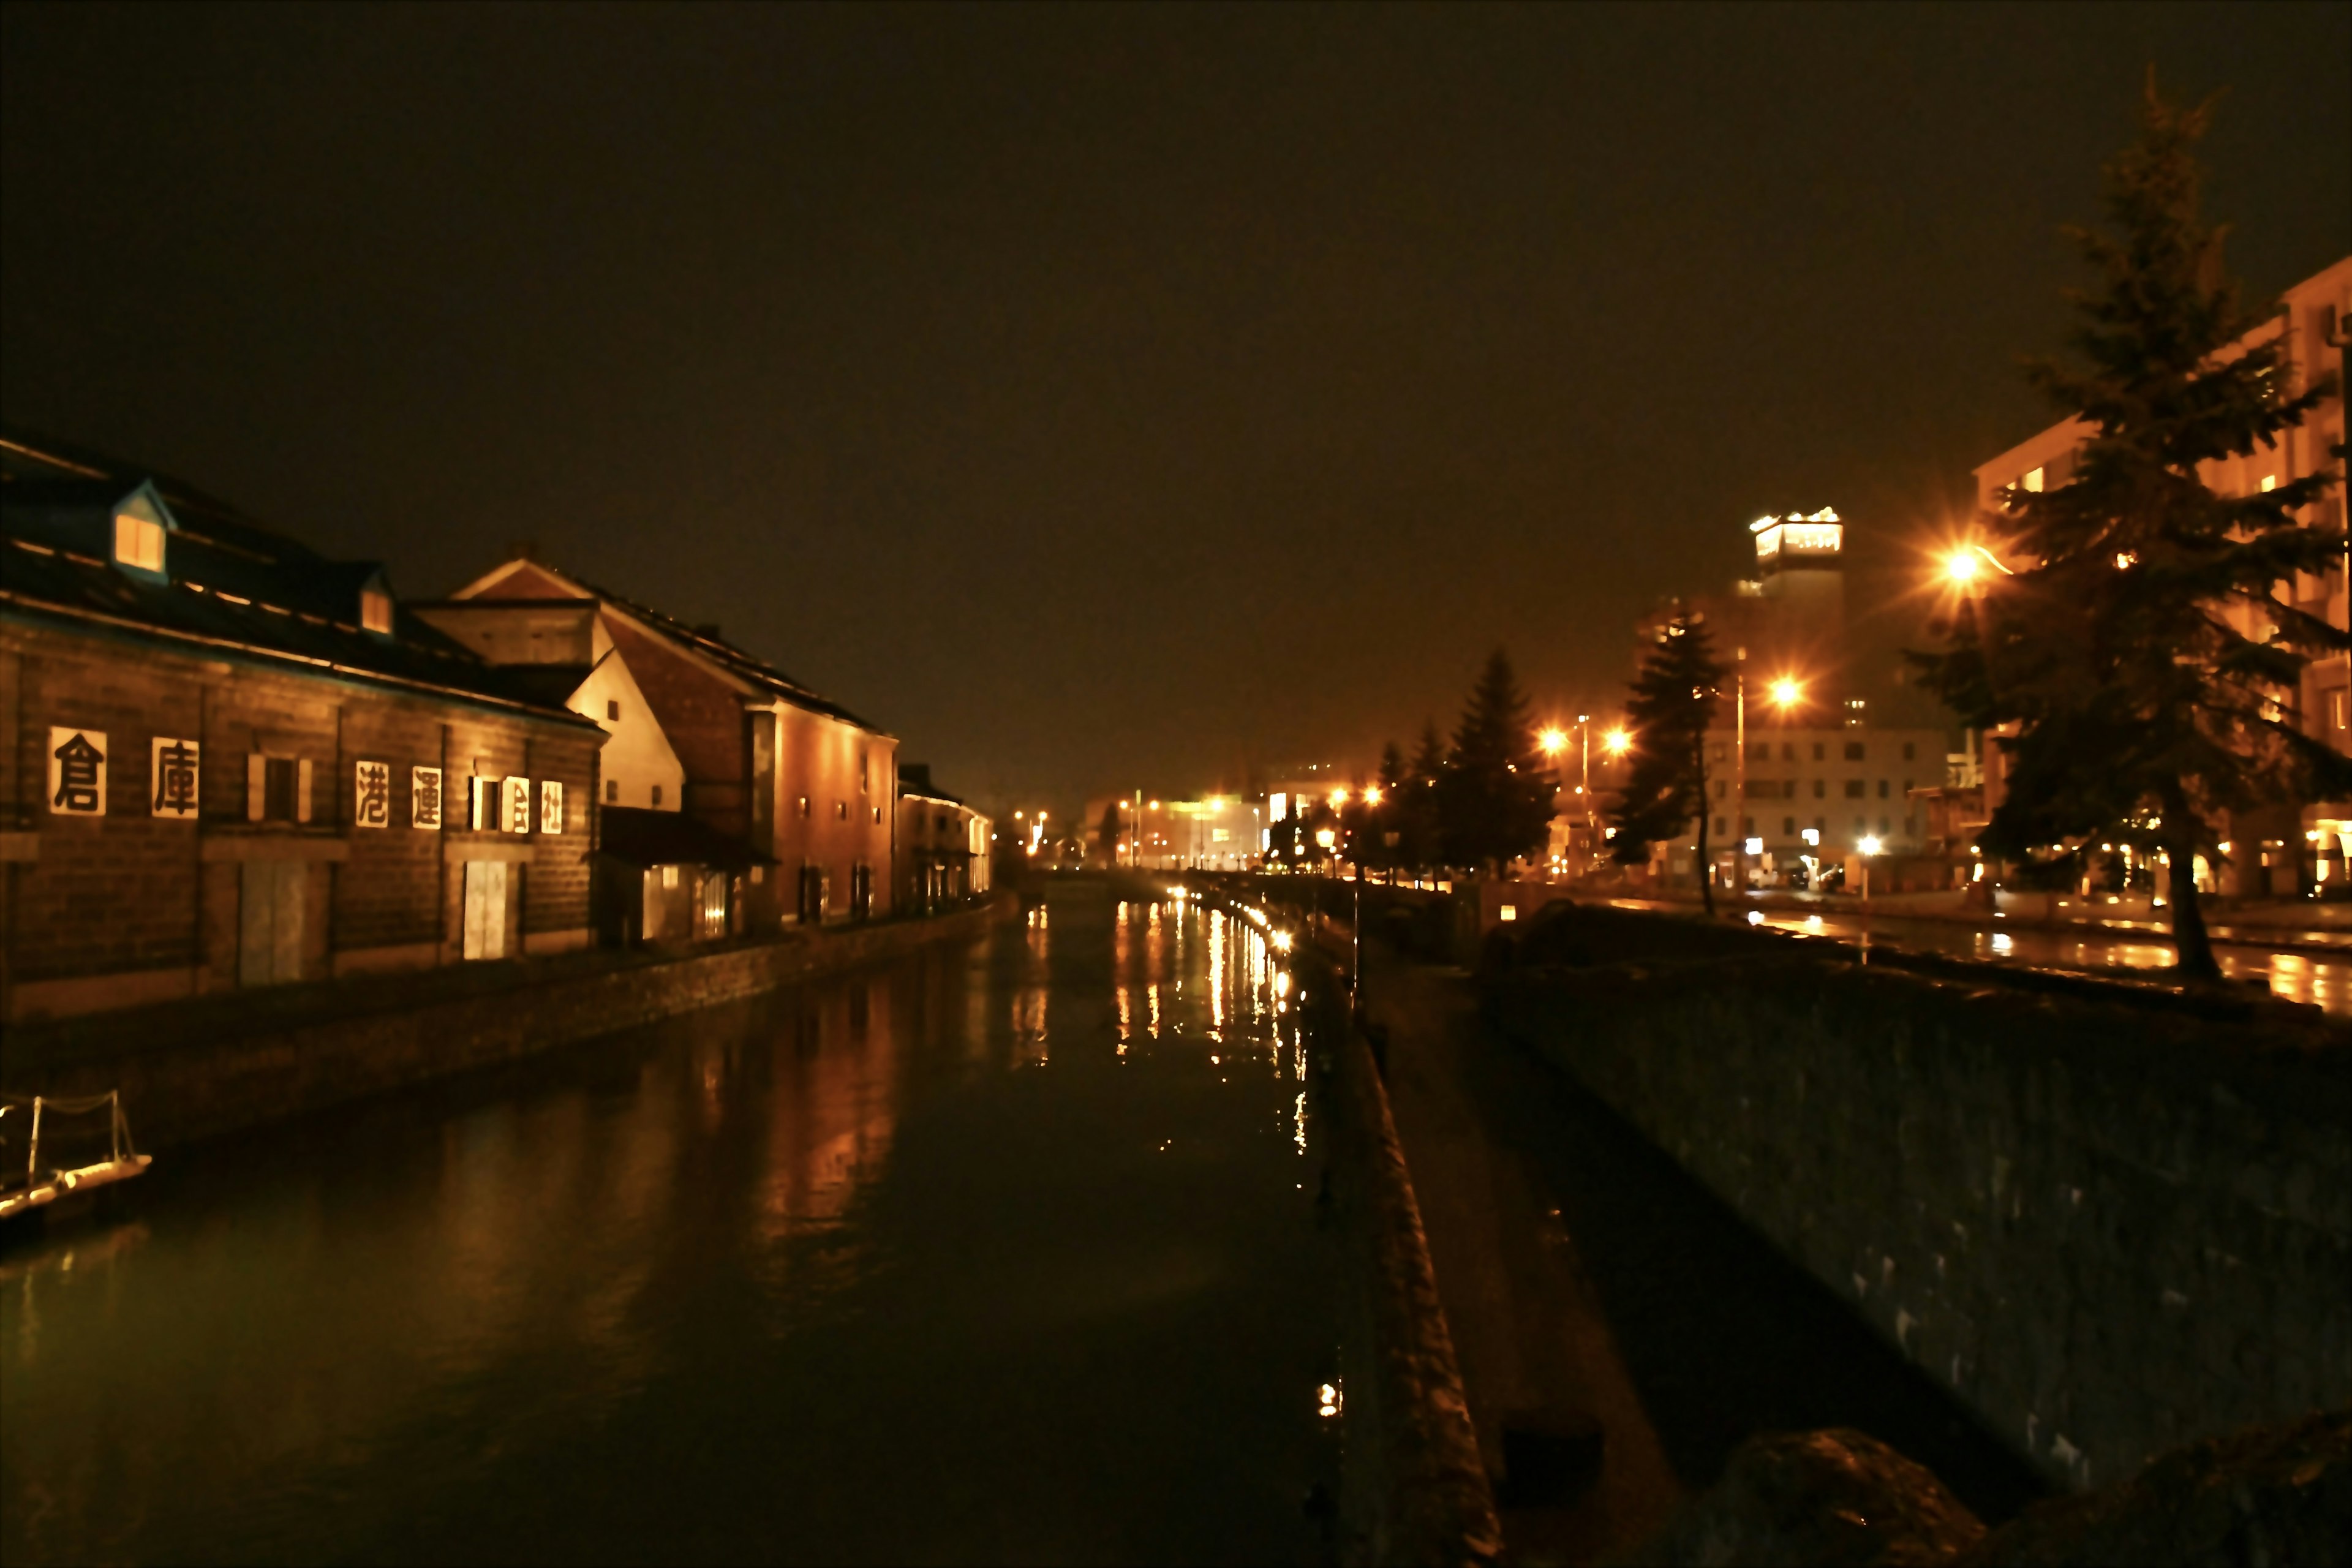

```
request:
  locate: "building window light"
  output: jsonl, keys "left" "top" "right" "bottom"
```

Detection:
{"left": 114, "top": 511, "right": 165, "bottom": 572}
{"left": 359, "top": 587, "right": 394, "bottom": 634}
{"left": 2022, "top": 467, "right": 2045, "bottom": 493}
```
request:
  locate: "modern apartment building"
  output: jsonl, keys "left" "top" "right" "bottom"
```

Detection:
{"left": 1972, "top": 255, "right": 2351, "bottom": 895}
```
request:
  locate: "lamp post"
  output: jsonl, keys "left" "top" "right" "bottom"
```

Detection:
{"left": 1733, "top": 648, "right": 1748, "bottom": 907}
{"left": 1580, "top": 714, "right": 1593, "bottom": 843}
{"left": 1537, "top": 726, "right": 1569, "bottom": 881}
{"left": 1858, "top": 834, "right": 1883, "bottom": 908}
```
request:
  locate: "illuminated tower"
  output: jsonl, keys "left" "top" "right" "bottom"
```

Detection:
{"left": 1748, "top": 508, "right": 1845, "bottom": 655}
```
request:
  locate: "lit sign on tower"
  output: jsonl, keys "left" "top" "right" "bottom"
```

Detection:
{"left": 1751, "top": 508, "right": 1843, "bottom": 567}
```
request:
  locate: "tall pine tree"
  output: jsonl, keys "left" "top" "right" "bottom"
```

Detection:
{"left": 1401, "top": 718, "right": 1447, "bottom": 871}
{"left": 1915, "top": 77, "right": 2348, "bottom": 981}
{"left": 1437, "top": 649, "right": 1556, "bottom": 873}
{"left": 1609, "top": 612, "right": 1727, "bottom": 914}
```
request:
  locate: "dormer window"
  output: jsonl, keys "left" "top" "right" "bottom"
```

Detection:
{"left": 115, "top": 510, "right": 165, "bottom": 572}
{"left": 360, "top": 587, "right": 394, "bottom": 635}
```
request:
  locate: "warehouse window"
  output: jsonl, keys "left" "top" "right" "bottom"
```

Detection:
{"left": 360, "top": 587, "right": 394, "bottom": 635}
{"left": 114, "top": 508, "right": 165, "bottom": 572}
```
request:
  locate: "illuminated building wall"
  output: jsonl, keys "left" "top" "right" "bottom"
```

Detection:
{"left": 1974, "top": 254, "right": 2351, "bottom": 894}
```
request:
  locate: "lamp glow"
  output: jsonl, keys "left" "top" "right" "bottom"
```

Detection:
{"left": 1858, "top": 835, "right": 1883, "bottom": 856}
{"left": 1537, "top": 727, "right": 1567, "bottom": 755}
{"left": 1769, "top": 677, "right": 1802, "bottom": 707}
{"left": 1603, "top": 728, "right": 1631, "bottom": 757}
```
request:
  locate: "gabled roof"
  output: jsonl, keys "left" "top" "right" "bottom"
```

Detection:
{"left": 0, "top": 437, "right": 597, "bottom": 729}
{"left": 447, "top": 556, "right": 892, "bottom": 736}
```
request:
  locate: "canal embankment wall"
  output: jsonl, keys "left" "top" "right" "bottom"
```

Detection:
{"left": 1482, "top": 907, "right": 2350, "bottom": 1496}
{"left": 1165, "top": 875, "right": 1502, "bottom": 1566}
{"left": 1, "top": 896, "right": 1015, "bottom": 1149}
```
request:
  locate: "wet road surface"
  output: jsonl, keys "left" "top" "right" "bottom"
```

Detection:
{"left": 1604, "top": 897, "right": 2352, "bottom": 1014}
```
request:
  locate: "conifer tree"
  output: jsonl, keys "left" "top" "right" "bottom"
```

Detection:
{"left": 1437, "top": 649, "right": 1556, "bottom": 873}
{"left": 1915, "top": 76, "right": 2349, "bottom": 981}
{"left": 1401, "top": 719, "right": 1447, "bottom": 871}
{"left": 1609, "top": 612, "right": 1727, "bottom": 913}
{"left": 1361, "top": 741, "right": 1408, "bottom": 873}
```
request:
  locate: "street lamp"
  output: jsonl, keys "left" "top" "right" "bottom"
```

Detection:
{"left": 1857, "top": 834, "right": 1883, "bottom": 907}
{"left": 1604, "top": 728, "right": 1630, "bottom": 758}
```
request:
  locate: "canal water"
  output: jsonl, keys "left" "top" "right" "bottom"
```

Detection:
{"left": 2, "top": 884, "right": 1343, "bottom": 1566}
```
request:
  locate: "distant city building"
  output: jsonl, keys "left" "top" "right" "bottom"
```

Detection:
{"left": 0, "top": 429, "right": 602, "bottom": 1020}
{"left": 1972, "top": 254, "right": 2351, "bottom": 896}
{"left": 1626, "top": 510, "right": 1964, "bottom": 891}
{"left": 1082, "top": 791, "right": 1267, "bottom": 869}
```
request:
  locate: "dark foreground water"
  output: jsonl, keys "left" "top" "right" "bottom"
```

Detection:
{"left": 2, "top": 886, "right": 1341, "bottom": 1565}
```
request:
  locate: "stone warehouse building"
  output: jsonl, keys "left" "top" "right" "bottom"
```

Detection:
{"left": 417, "top": 551, "right": 902, "bottom": 936}
{"left": 0, "top": 432, "right": 604, "bottom": 1023}
{"left": 895, "top": 763, "right": 990, "bottom": 915}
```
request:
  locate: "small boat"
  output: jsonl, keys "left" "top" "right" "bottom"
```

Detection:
{"left": 0, "top": 1091, "right": 152, "bottom": 1223}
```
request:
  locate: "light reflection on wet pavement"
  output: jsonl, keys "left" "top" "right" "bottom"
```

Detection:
{"left": 1600, "top": 896, "right": 2350, "bottom": 1015}
{"left": 1, "top": 884, "right": 1341, "bottom": 1566}
{"left": 1741, "top": 910, "right": 2350, "bottom": 1015}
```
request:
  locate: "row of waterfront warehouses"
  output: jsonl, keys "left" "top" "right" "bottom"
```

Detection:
{"left": 1103, "top": 257, "right": 2352, "bottom": 903}
{"left": 0, "top": 427, "right": 990, "bottom": 1024}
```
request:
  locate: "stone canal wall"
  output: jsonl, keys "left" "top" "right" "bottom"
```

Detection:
{"left": 1485, "top": 938, "right": 2350, "bottom": 1494}
{"left": 1310, "top": 963, "right": 1504, "bottom": 1567}
{"left": 2, "top": 897, "right": 1014, "bottom": 1148}
{"left": 1174, "top": 875, "right": 1501, "bottom": 1566}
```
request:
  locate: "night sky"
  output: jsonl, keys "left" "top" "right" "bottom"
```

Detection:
{"left": 5, "top": 4, "right": 2346, "bottom": 813}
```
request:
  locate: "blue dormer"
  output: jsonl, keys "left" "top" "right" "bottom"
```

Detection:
{"left": 109, "top": 481, "right": 178, "bottom": 584}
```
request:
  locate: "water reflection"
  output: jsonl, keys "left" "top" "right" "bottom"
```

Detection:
{"left": 1, "top": 885, "right": 1338, "bottom": 1566}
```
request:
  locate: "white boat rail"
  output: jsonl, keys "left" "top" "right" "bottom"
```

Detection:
{"left": 0, "top": 1090, "right": 153, "bottom": 1221}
